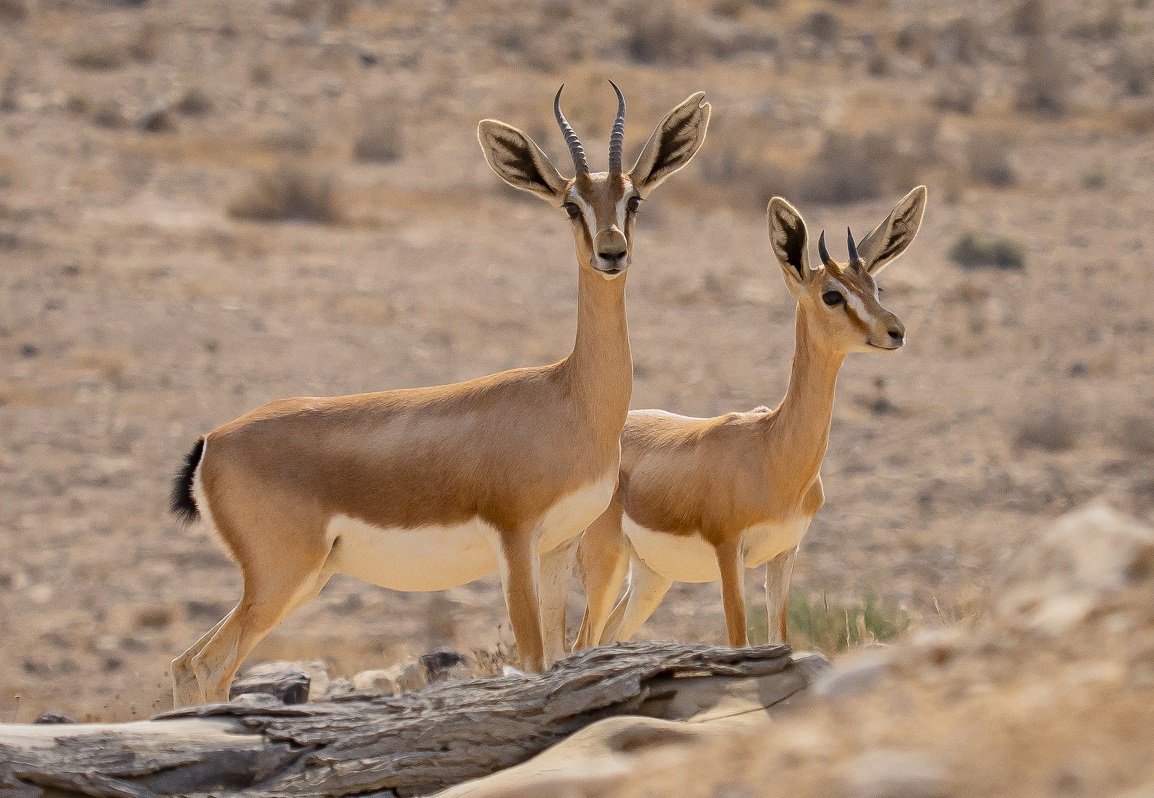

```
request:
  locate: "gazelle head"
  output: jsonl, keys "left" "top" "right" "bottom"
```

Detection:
{"left": 478, "top": 83, "right": 711, "bottom": 279}
{"left": 767, "top": 186, "right": 927, "bottom": 354}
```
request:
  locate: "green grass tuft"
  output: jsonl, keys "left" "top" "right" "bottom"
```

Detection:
{"left": 748, "top": 592, "right": 910, "bottom": 653}
{"left": 948, "top": 232, "right": 1027, "bottom": 270}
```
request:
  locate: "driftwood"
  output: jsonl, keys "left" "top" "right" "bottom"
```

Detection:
{"left": 0, "top": 642, "right": 827, "bottom": 798}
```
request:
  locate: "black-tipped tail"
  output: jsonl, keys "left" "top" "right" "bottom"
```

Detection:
{"left": 170, "top": 437, "right": 205, "bottom": 524}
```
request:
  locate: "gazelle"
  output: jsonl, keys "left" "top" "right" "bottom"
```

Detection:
{"left": 168, "top": 84, "right": 711, "bottom": 706}
{"left": 576, "top": 187, "right": 927, "bottom": 650}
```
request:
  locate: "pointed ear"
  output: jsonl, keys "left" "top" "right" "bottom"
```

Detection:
{"left": 768, "top": 197, "right": 813, "bottom": 289}
{"left": 478, "top": 120, "right": 570, "bottom": 205}
{"left": 629, "top": 92, "right": 711, "bottom": 198}
{"left": 857, "top": 185, "right": 927, "bottom": 275}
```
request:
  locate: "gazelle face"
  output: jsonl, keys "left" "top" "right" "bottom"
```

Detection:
{"left": 478, "top": 84, "right": 710, "bottom": 280}
{"left": 767, "top": 187, "right": 928, "bottom": 355}
{"left": 805, "top": 254, "right": 905, "bottom": 353}
{"left": 562, "top": 172, "right": 641, "bottom": 278}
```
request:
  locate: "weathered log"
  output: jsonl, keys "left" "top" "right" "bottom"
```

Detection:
{"left": 0, "top": 642, "right": 827, "bottom": 798}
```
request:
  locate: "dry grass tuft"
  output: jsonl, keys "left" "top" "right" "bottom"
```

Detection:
{"left": 1115, "top": 415, "right": 1154, "bottom": 458}
{"left": 966, "top": 132, "right": 1016, "bottom": 188}
{"left": 69, "top": 23, "right": 163, "bottom": 71}
{"left": 1069, "top": 1, "right": 1123, "bottom": 41}
{"left": 0, "top": 0, "right": 26, "bottom": 22}
{"left": 1016, "top": 411, "right": 1077, "bottom": 453}
{"left": 619, "top": 5, "right": 711, "bottom": 65}
{"left": 353, "top": 106, "right": 403, "bottom": 164}
{"left": 227, "top": 165, "right": 345, "bottom": 225}
{"left": 279, "top": 0, "right": 355, "bottom": 26}
{"left": 91, "top": 99, "right": 129, "bottom": 130}
{"left": 1115, "top": 49, "right": 1154, "bottom": 97}
{"left": 1017, "top": 34, "right": 1069, "bottom": 116}
{"left": 749, "top": 593, "right": 910, "bottom": 653}
{"left": 793, "top": 129, "right": 925, "bottom": 205}
{"left": 697, "top": 119, "right": 930, "bottom": 208}
{"left": 174, "top": 88, "right": 213, "bottom": 117}
{"left": 934, "top": 70, "right": 980, "bottom": 114}
{"left": 949, "top": 232, "right": 1026, "bottom": 270}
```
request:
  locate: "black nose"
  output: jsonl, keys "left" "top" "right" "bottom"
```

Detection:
{"left": 599, "top": 251, "right": 626, "bottom": 264}
{"left": 888, "top": 328, "right": 904, "bottom": 343}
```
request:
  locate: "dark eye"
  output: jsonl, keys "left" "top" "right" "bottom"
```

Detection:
{"left": 626, "top": 195, "right": 641, "bottom": 213}
{"left": 822, "top": 291, "right": 844, "bottom": 306}
{"left": 563, "top": 202, "right": 581, "bottom": 220}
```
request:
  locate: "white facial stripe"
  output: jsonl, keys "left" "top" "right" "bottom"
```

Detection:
{"left": 570, "top": 191, "right": 598, "bottom": 247}
{"left": 844, "top": 288, "right": 870, "bottom": 320}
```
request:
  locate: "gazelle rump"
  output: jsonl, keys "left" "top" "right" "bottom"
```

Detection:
{"left": 576, "top": 187, "right": 927, "bottom": 650}
{"left": 168, "top": 85, "right": 711, "bottom": 707}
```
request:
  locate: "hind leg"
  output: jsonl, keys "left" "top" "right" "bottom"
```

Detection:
{"left": 184, "top": 565, "right": 330, "bottom": 705}
{"left": 539, "top": 537, "right": 579, "bottom": 667}
{"left": 765, "top": 547, "right": 797, "bottom": 644}
{"left": 575, "top": 502, "right": 630, "bottom": 649}
{"left": 172, "top": 611, "right": 234, "bottom": 707}
{"left": 602, "top": 554, "right": 672, "bottom": 644}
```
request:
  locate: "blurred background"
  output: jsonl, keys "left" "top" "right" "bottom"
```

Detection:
{"left": 0, "top": 0, "right": 1152, "bottom": 721}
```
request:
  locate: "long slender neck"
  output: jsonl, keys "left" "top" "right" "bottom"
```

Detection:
{"left": 765, "top": 307, "right": 846, "bottom": 488}
{"left": 559, "top": 266, "right": 632, "bottom": 433}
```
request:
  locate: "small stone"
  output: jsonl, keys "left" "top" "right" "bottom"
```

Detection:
{"left": 421, "top": 650, "right": 471, "bottom": 684}
{"left": 395, "top": 661, "right": 428, "bottom": 692}
{"left": 230, "top": 692, "right": 283, "bottom": 708}
{"left": 842, "top": 749, "right": 951, "bottom": 798}
{"left": 813, "top": 649, "right": 892, "bottom": 700}
{"left": 352, "top": 669, "right": 400, "bottom": 694}
{"left": 230, "top": 662, "right": 326, "bottom": 705}
{"left": 139, "top": 105, "right": 177, "bottom": 133}
{"left": 33, "top": 712, "right": 75, "bottom": 724}
{"left": 320, "top": 676, "right": 356, "bottom": 699}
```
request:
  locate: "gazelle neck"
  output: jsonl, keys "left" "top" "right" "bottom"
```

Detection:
{"left": 766, "top": 307, "right": 846, "bottom": 486}
{"left": 559, "top": 266, "right": 632, "bottom": 432}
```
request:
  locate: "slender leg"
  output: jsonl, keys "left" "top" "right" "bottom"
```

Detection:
{"left": 497, "top": 531, "right": 545, "bottom": 673}
{"left": 539, "top": 537, "right": 579, "bottom": 667}
{"left": 172, "top": 611, "right": 233, "bottom": 707}
{"left": 765, "top": 546, "right": 797, "bottom": 644}
{"left": 186, "top": 567, "right": 330, "bottom": 705}
{"left": 716, "top": 539, "right": 748, "bottom": 647}
{"left": 601, "top": 553, "right": 673, "bottom": 643}
{"left": 575, "top": 497, "right": 629, "bottom": 650}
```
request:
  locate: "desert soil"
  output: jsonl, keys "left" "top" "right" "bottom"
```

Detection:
{"left": 0, "top": 0, "right": 1152, "bottom": 725}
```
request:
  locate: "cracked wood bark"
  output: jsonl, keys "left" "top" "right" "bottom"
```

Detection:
{"left": 0, "top": 642, "right": 827, "bottom": 798}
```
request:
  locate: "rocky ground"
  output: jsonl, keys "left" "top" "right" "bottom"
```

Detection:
{"left": 0, "top": 0, "right": 1152, "bottom": 727}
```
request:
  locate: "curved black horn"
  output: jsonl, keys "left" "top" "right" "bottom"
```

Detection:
{"left": 818, "top": 229, "right": 836, "bottom": 269}
{"left": 608, "top": 79, "right": 626, "bottom": 174}
{"left": 847, "top": 227, "right": 861, "bottom": 265}
{"left": 554, "top": 85, "right": 589, "bottom": 176}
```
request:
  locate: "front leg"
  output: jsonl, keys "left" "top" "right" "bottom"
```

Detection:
{"left": 765, "top": 546, "right": 797, "bottom": 644}
{"left": 497, "top": 531, "right": 545, "bottom": 673}
{"left": 716, "top": 539, "right": 748, "bottom": 647}
{"left": 538, "top": 536, "right": 579, "bottom": 667}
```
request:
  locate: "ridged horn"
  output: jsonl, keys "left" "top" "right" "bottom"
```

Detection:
{"left": 818, "top": 229, "right": 836, "bottom": 269}
{"left": 608, "top": 79, "right": 626, "bottom": 175}
{"left": 554, "top": 85, "right": 589, "bottom": 176}
{"left": 847, "top": 227, "right": 862, "bottom": 266}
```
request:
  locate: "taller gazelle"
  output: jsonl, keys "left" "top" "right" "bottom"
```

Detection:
{"left": 169, "top": 84, "right": 710, "bottom": 706}
{"left": 576, "top": 187, "right": 927, "bottom": 649}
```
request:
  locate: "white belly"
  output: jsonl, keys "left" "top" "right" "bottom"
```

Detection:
{"left": 325, "top": 475, "right": 617, "bottom": 592}
{"left": 623, "top": 514, "right": 812, "bottom": 584}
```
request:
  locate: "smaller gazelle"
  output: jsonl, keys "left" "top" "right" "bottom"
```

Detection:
{"left": 576, "top": 187, "right": 927, "bottom": 649}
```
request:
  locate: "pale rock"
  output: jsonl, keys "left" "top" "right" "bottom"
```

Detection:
{"left": 998, "top": 505, "right": 1154, "bottom": 635}
{"left": 813, "top": 649, "right": 893, "bottom": 699}
{"left": 240, "top": 659, "right": 330, "bottom": 701}
{"left": 841, "top": 749, "right": 951, "bottom": 798}
{"left": 352, "top": 669, "right": 401, "bottom": 694}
